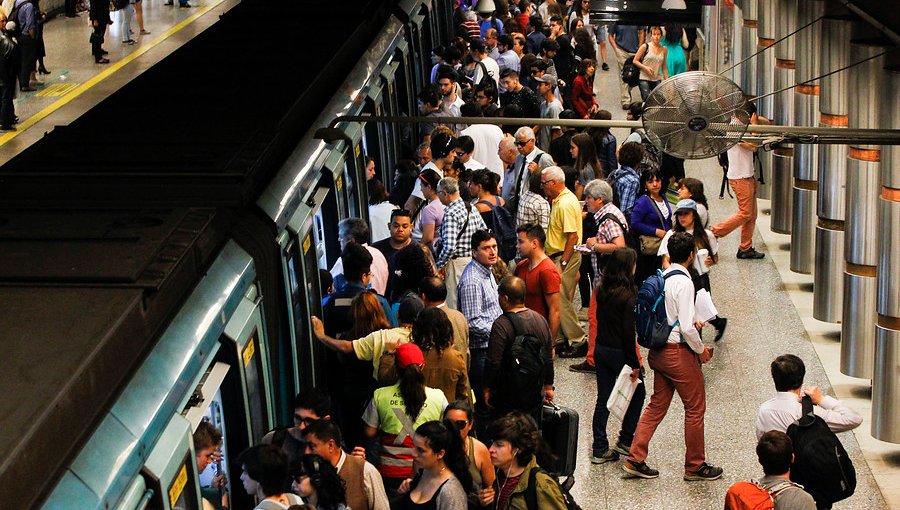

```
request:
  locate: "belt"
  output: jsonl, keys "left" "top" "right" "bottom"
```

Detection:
{"left": 663, "top": 343, "right": 689, "bottom": 350}
{"left": 548, "top": 252, "right": 563, "bottom": 259}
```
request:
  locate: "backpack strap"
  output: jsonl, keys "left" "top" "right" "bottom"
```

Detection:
{"left": 661, "top": 269, "right": 690, "bottom": 333}
{"left": 597, "top": 212, "right": 628, "bottom": 234}
{"left": 504, "top": 310, "right": 525, "bottom": 338}
{"left": 524, "top": 466, "right": 541, "bottom": 510}
{"left": 768, "top": 480, "right": 802, "bottom": 499}
{"left": 798, "top": 394, "right": 816, "bottom": 426}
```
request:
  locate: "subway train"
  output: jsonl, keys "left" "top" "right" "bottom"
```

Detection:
{"left": 0, "top": 0, "right": 453, "bottom": 508}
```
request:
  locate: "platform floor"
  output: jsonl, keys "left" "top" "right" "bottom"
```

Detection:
{"left": 546, "top": 60, "right": 900, "bottom": 509}
{"left": 0, "top": 0, "right": 236, "bottom": 164}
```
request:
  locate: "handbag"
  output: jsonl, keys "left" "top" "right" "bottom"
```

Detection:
{"left": 638, "top": 197, "right": 668, "bottom": 255}
{"left": 621, "top": 43, "right": 646, "bottom": 87}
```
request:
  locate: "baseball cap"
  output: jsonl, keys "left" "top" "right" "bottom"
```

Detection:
{"left": 674, "top": 199, "right": 698, "bottom": 213}
{"left": 395, "top": 343, "right": 426, "bottom": 369}
{"left": 534, "top": 74, "right": 558, "bottom": 88}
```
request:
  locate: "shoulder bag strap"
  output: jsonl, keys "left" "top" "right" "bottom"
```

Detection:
{"left": 649, "top": 197, "right": 666, "bottom": 229}
{"left": 455, "top": 205, "right": 471, "bottom": 247}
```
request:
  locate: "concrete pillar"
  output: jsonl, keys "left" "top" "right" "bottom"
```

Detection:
{"left": 840, "top": 40, "right": 886, "bottom": 379}
{"left": 770, "top": 0, "right": 797, "bottom": 234}
{"left": 873, "top": 64, "right": 900, "bottom": 443}
{"left": 812, "top": 16, "right": 852, "bottom": 323}
{"left": 789, "top": 0, "right": 823, "bottom": 273}
{"left": 756, "top": 0, "right": 776, "bottom": 199}
{"left": 740, "top": 0, "right": 759, "bottom": 98}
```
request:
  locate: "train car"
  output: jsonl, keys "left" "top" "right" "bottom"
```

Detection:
{"left": 0, "top": 0, "right": 452, "bottom": 508}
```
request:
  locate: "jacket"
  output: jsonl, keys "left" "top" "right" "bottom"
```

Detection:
{"left": 0, "top": 34, "right": 17, "bottom": 85}
{"left": 630, "top": 194, "right": 672, "bottom": 237}
{"left": 500, "top": 456, "right": 567, "bottom": 510}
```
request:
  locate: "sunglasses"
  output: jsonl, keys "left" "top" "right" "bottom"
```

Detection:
{"left": 515, "top": 140, "right": 530, "bottom": 147}
{"left": 452, "top": 420, "right": 468, "bottom": 430}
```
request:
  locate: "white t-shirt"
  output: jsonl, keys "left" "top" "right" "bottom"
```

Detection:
{"left": 330, "top": 244, "right": 389, "bottom": 296}
{"left": 658, "top": 228, "right": 719, "bottom": 275}
{"left": 369, "top": 201, "right": 399, "bottom": 243}
{"left": 474, "top": 56, "right": 501, "bottom": 96}
{"left": 411, "top": 161, "right": 443, "bottom": 200}
{"left": 726, "top": 143, "right": 755, "bottom": 179}
{"left": 460, "top": 124, "right": 505, "bottom": 179}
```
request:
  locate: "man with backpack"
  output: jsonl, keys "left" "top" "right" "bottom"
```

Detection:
{"left": 606, "top": 141, "right": 643, "bottom": 221}
{"left": 724, "top": 431, "right": 816, "bottom": 510}
{"left": 485, "top": 275, "right": 554, "bottom": 426}
{"left": 623, "top": 232, "right": 722, "bottom": 481}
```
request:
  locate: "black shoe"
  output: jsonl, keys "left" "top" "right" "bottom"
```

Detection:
{"left": 557, "top": 342, "right": 588, "bottom": 359}
{"left": 38, "top": 66, "right": 50, "bottom": 74}
{"left": 709, "top": 317, "right": 728, "bottom": 342}
{"left": 0, "top": 125, "right": 16, "bottom": 131}
{"left": 736, "top": 247, "right": 765, "bottom": 259}
{"left": 623, "top": 460, "right": 659, "bottom": 479}
{"left": 178, "top": 2, "right": 191, "bottom": 6}
{"left": 123, "top": 39, "right": 136, "bottom": 45}
{"left": 164, "top": 0, "right": 172, "bottom": 4}
{"left": 568, "top": 361, "right": 594, "bottom": 373}
{"left": 602, "top": 62, "right": 610, "bottom": 71}
{"left": 684, "top": 463, "right": 723, "bottom": 481}
{"left": 20, "top": 87, "right": 36, "bottom": 92}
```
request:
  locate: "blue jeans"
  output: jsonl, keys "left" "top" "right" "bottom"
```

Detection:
{"left": 470, "top": 347, "right": 490, "bottom": 437}
{"left": 638, "top": 79, "right": 660, "bottom": 102}
{"left": 121, "top": 3, "right": 135, "bottom": 41}
{"left": 592, "top": 345, "right": 646, "bottom": 456}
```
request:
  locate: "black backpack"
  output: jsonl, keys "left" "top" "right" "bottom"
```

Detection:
{"left": 786, "top": 395, "right": 857, "bottom": 506}
{"left": 637, "top": 130, "right": 661, "bottom": 172}
{"left": 497, "top": 311, "right": 547, "bottom": 416}
{"left": 6, "top": 1, "right": 25, "bottom": 37}
{"left": 523, "top": 467, "right": 581, "bottom": 510}
{"left": 477, "top": 197, "right": 517, "bottom": 262}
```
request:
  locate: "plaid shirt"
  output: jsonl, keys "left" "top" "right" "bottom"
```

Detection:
{"left": 516, "top": 191, "right": 550, "bottom": 230}
{"left": 457, "top": 259, "right": 502, "bottom": 349}
{"left": 612, "top": 166, "right": 641, "bottom": 218}
{"left": 590, "top": 203, "right": 629, "bottom": 280}
{"left": 436, "top": 197, "right": 488, "bottom": 269}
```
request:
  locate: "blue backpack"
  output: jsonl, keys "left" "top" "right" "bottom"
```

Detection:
{"left": 478, "top": 197, "right": 518, "bottom": 262}
{"left": 635, "top": 268, "right": 689, "bottom": 349}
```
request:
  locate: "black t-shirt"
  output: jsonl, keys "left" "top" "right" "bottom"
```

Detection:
{"left": 500, "top": 87, "right": 542, "bottom": 119}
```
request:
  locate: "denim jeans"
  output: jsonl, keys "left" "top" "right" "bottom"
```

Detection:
{"left": 470, "top": 347, "right": 490, "bottom": 438}
{"left": 638, "top": 79, "right": 660, "bottom": 102}
{"left": 592, "top": 345, "right": 645, "bottom": 456}
{"left": 121, "top": 3, "right": 135, "bottom": 41}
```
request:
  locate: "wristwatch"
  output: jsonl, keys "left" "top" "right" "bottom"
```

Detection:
{"left": 561, "top": 260, "right": 568, "bottom": 267}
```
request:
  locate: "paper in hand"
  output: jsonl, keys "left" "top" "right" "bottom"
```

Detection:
{"left": 694, "top": 289, "right": 718, "bottom": 323}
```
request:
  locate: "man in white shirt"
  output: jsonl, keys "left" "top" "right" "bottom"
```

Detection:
{"left": 755, "top": 354, "right": 862, "bottom": 440}
{"left": 302, "top": 419, "right": 390, "bottom": 510}
{"left": 469, "top": 38, "right": 500, "bottom": 94}
{"left": 436, "top": 66, "right": 464, "bottom": 118}
{"left": 460, "top": 103, "right": 505, "bottom": 177}
{"left": 624, "top": 232, "right": 722, "bottom": 482}
{"left": 330, "top": 218, "right": 388, "bottom": 295}
{"left": 711, "top": 105, "right": 769, "bottom": 259}
{"left": 404, "top": 132, "right": 457, "bottom": 214}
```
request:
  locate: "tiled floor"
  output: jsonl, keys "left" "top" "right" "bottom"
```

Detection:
{"left": 544, "top": 62, "right": 900, "bottom": 509}
{"left": 0, "top": 0, "right": 236, "bottom": 163}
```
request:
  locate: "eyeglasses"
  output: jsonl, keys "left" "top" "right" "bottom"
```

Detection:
{"left": 515, "top": 140, "right": 530, "bottom": 147}
{"left": 540, "top": 180, "right": 554, "bottom": 186}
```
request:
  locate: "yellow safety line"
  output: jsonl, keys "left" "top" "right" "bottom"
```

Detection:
{"left": 0, "top": 0, "right": 225, "bottom": 146}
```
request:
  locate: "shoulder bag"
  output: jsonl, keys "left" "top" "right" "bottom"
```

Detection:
{"left": 638, "top": 197, "right": 666, "bottom": 255}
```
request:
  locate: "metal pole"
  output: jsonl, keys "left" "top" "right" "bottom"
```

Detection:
{"left": 813, "top": 16, "right": 852, "bottom": 323}
{"left": 756, "top": 0, "right": 777, "bottom": 199}
{"left": 740, "top": 0, "right": 760, "bottom": 98}
{"left": 840, "top": 40, "right": 886, "bottom": 379}
{"left": 770, "top": 0, "right": 797, "bottom": 233}
{"left": 873, "top": 64, "right": 900, "bottom": 443}
{"left": 790, "top": 0, "right": 823, "bottom": 273}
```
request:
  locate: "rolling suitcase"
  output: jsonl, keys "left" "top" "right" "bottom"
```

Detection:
{"left": 541, "top": 403, "right": 579, "bottom": 490}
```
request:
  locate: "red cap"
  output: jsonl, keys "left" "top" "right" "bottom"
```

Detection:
{"left": 395, "top": 343, "right": 425, "bottom": 369}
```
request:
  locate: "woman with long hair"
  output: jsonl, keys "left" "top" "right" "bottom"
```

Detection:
{"left": 587, "top": 109, "right": 617, "bottom": 174}
{"left": 630, "top": 168, "right": 672, "bottom": 284}
{"left": 569, "top": 132, "right": 603, "bottom": 197}
{"left": 344, "top": 291, "right": 393, "bottom": 340}
{"left": 396, "top": 420, "right": 473, "bottom": 509}
{"left": 659, "top": 200, "right": 727, "bottom": 340}
{"left": 487, "top": 413, "right": 567, "bottom": 510}
{"left": 363, "top": 343, "right": 448, "bottom": 495}
{"left": 677, "top": 177, "right": 709, "bottom": 227}
{"left": 444, "top": 400, "right": 496, "bottom": 508}
{"left": 291, "top": 454, "right": 348, "bottom": 510}
{"left": 412, "top": 308, "right": 469, "bottom": 403}
{"left": 237, "top": 445, "right": 303, "bottom": 509}
{"left": 390, "top": 159, "right": 421, "bottom": 208}
{"left": 369, "top": 179, "right": 399, "bottom": 244}
{"left": 390, "top": 243, "right": 437, "bottom": 305}
{"left": 662, "top": 24, "right": 689, "bottom": 77}
{"left": 570, "top": 57, "right": 598, "bottom": 119}
{"left": 632, "top": 26, "right": 669, "bottom": 101}
{"left": 470, "top": 168, "right": 506, "bottom": 230}
{"left": 590, "top": 248, "right": 647, "bottom": 464}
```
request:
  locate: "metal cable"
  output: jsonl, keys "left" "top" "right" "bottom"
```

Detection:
{"left": 720, "top": 14, "right": 826, "bottom": 76}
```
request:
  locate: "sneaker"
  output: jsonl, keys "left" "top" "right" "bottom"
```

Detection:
{"left": 684, "top": 463, "right": 723, "bottom": 481}
{"left": 557, "top": 342, "right": 588, "bottom": 359}
{"left": 623, "top": 460, "right": 659, "bottom": 479}
{"left": 591, "top": 450, "right": 619, "bottom": 464}
{"left": 611, "top": 440, "right": 631, "bottom": 456}
{"left": 710, "top": 317, "right": 728, "bottom": 342}
{"left": 576, "top": 308, "right": 588, "bottom": 321}
{"left": 568, "top": 361, "right": 594, "bottom": 373}
{"left": 601, "top": 62, "right": 610, "bottom": 71}
{"left": 123, "top": 39, "right": 136, "bottom": 45}
{"left": 736, "top": 247, "right": 765, "bottom": 259}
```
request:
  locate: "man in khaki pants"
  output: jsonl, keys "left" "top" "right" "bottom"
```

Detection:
{"left": 435, "top": 177, "right": 488, "bottom": 309}
{"left": 540, "top": 166, "right": 585, "bottom": 357}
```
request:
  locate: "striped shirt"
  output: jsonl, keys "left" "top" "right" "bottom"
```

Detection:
{"left": 516, "top": 190, "right": 550, "bottom": 231}
{"left": 436, "top": 197, "right": 488, "bottom": 269}
{"left": 590, "top": 203, "right": 629, "bottom": 279}
{"left": 457, "top": 259, "right": 502, "bottom": 350}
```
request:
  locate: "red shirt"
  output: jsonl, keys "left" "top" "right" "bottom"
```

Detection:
{"left": 571, "top": 75, "right": 596, "bottom": 119}
{"left": 515, "top": 257, "right": 561, "bottom": 316}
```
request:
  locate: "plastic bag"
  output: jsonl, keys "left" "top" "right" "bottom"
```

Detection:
{"left": 607, "top": 364, "right": 642, "bottom": 421}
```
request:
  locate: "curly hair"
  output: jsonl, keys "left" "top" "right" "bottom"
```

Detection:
{"left": 292, "top": 454, "right": 346, "bottom": 510}
{"left": 392, "top": 244, "right": 437, "bottom": 302}
{"left": 411, "top": 307, "right": 453, "bottom": 356}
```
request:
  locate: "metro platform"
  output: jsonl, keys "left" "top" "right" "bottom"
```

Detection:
{"left": 1, "top": 3, "right": 898, "bottom": 509}
{"left": 0, "top": 0, "right": 237, "bottom": 164}
{"left": 547, "top": 68, "right": 900, "bottom": 509}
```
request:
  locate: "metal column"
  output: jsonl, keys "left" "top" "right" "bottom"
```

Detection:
{"left": 756, "top": 0, "right": 776, "bottom": 199}
{"left": 770, "top": 0, "right": 797, "bottom": 233}
{"left": 740, "top": 0, "right": 759, "bottom": 98}
{"left": 840, "top": 40, "right": 886, "bottom": 379}
{"left": 873, "top": 65, "right": 900, "bottom": 443}
{"left": 789, "top": 0, "right": 823, "bottom": 273}
{"left": 813, "top": 16, "right": 852, "bottom": 323}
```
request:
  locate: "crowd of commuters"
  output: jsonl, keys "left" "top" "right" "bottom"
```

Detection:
{"left": 174, "top": 1, "right": 864, "bottom": 509}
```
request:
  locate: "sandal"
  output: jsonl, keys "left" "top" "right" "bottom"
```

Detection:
{"left": 95, "top": 57, "right": 110, "bottom": 64}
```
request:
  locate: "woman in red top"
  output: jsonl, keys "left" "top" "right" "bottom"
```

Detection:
{"left": 571, "top": 58, "right": 599, "bottom": 119}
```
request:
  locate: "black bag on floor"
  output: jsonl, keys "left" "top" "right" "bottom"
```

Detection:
{"left": 786, "top": 395, "right": 856, "bottom": 507}
{"left": 541, "top": 403, "right": 579, "bottom": 487}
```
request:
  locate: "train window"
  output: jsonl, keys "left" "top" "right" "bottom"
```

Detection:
{"left": 311, "top": 185, "right": 339, "bottom": 268}
{"left": 167, "top": 455, "right": 199, "bottom": 510}
{"left": 394, "top": 38, "right": 414, "bottom": 117}
{"left": 301, "top": 227, "right": 325, "bottom": 388}
{"left": 141, "top": 416, "right": 199, "bottom": 510}
{"left": 196, "top": 400, "right": 230, "bottom": 509}
{"left": 241, "top": 328, "right": 268, "bottom": 442}
{"left": 380, "top": 64, "right": 401, "bottom": 178}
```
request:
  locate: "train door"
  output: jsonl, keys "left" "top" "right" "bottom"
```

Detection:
{"left": 394, "top": 37, "right": 415, "bottom": 120}
{"left": 312, "top": 182, "right": 341, "bottom": 270}
{"left": 419, "top": 4, "right": 435, "bottom": 76}
{"left": 281, "top": 201, "right": 326, "bottom": 390}
{"left": 340, "top": 123, "right": 367, "bottom": 220}
{"left": 405, "top": 9, "right": 427, "bottom": 94}
{"left": 141, "top": 416, "right": 200, "bottom": 510}
{"left": 380, "top": 61, "right": 402, "bottom": 183}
